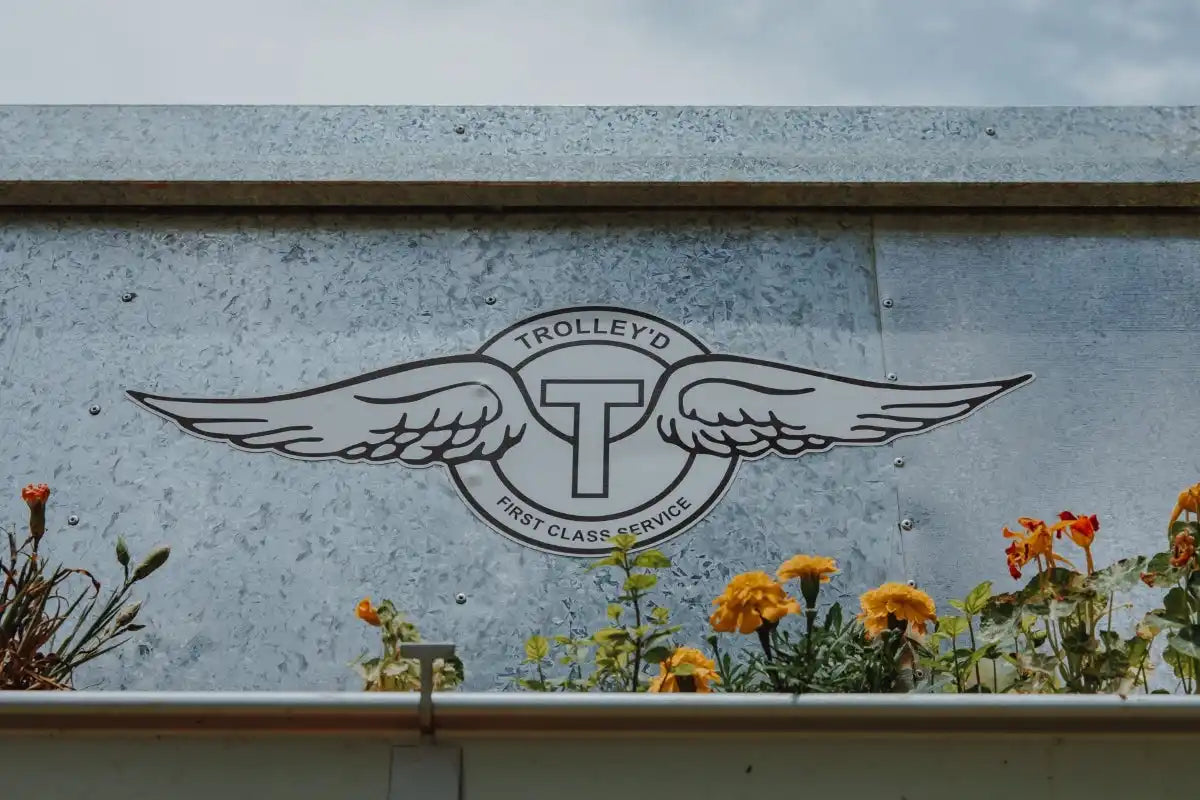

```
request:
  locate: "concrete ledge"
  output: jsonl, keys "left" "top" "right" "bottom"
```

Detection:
{"left": 1, "top": 106, "right": 1198, "bottom": 208}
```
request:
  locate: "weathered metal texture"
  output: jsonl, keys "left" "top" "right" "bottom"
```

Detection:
{"left": 875, "top": 214, "right": 1200, "bottom": 604}
{"left": 1, "top": 106, "right": 1198, "bottom": 206}
{"left": 0, "top": 210, "right": 902, "bottom": 690}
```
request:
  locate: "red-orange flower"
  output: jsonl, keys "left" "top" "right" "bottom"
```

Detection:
{"left": 1171, "top": 532, "right": 1196, "bottom": 569}
{"left": 1003, "top": 516, "right": 1073, "bottom": 579}
{"left": 1055, "top": 512, "right": 1098, "bottom": 548}
{"left": 355, "top": 597, "right": 381, "bottom": 626}
{"left": 21, "top": 483, "right": 50, "bottom": 507}
{"left": 21, "top": 483, "right": 50, "bottom": 541}
{"left": 1053, "top": 511, "right": 1098, "bottom": 573}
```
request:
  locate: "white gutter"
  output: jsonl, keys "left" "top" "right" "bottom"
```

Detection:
{"left": 3, "top": 691, "right": 1200, "bottom": 735}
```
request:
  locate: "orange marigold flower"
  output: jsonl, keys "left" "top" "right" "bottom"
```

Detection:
{"left": 21, "top": 483, "right": 50, "bottom": 507}
{"left": 777, "top": 554, "right": 839, "bottom": 584}
{"left": 858, "top": 582, "right": 936, "bottom": 638}
{"left": 355, "top": 597, "right": 381, "bottom": 626}
{"left": 709, "top": 571, "right": 801, "bottom": 634}
{"left": 648, "top": 647, "right": 721, "bottom": 693}
{"left": 1171, "top": 532, "right": 1196, "bottom": 569}
{"left": 1168, "top": 482, "right": 1200, "bottom": 534}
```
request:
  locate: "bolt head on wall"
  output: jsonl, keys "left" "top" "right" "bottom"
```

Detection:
{"left": 900, "top": 518, "right": 914, "bottom": 531}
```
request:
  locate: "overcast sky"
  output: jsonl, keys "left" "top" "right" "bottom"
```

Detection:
{"left": 0, "top": 0, "right": 1197, "bottom": 105}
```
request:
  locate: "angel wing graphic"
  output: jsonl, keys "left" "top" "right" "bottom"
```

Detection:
{"left": 127, "top": 353, "right": 1031, "bottom": 467}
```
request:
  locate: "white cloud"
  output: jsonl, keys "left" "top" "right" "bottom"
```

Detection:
{"left": 0, "top": 0, "right": 1195, "bottom": 104}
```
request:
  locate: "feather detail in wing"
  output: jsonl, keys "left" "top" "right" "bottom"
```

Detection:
{"left": 126, "top": 356, "right": 530, "bottom": 466}
{"left": 653, "top": 355, "right": 1032, "bottom": 458}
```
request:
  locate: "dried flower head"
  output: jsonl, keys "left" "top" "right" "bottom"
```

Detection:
{"left": 648, "top": 647, "right": 721, "bottom": 693}
{"left": 1171, "top": 532, "right": 1196, "bottom": 569}
{"left": 858, "top": 582, "right": 937, "bottom": 638}
{"left": 709, "top": 571, "right": 801, "bottom": 634}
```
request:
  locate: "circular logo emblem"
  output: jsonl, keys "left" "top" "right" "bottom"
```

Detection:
{"left": 450, "top": 307, "right": 737, "bottom": 556}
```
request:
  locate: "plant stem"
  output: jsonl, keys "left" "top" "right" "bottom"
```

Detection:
{"left": 950, "top": 632, "right": 963, "bottom": 693}
{"left": 966, "top": 617, "right": 983, "bottom": 691}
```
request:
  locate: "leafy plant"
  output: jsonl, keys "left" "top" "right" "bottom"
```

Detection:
{"left": 1138, "top": 485, "right": 1200, "bottom": 692}
{"left": 1, "top": 483, "right": 170, "bottom": 689}
{"left": 515, "top": 533, "right": 681, "bottom": 692}
{"left": 351, "top": 597, "right": 463, "bottom": 691}
{"left": 919, "top": 512, "right": 1158, "bottom": 695}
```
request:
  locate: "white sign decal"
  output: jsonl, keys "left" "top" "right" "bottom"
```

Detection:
{"left": 128, "top": 306, "right": 1032, "bottom": 556}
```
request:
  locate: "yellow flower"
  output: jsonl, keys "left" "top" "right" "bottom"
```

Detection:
{"left": 356, "top": 597, "right": 381, "bottom": 626}
{"left": 648, "top": 647, "right": 721, "bottom": 693}
{"left": 858, "top": 582, "right": 937, "bottom": 638}
{"left": 709, "top": 571, "right": 801, "bottom": 634}
{"left": 777, "top": 554, "right": 839, "bottom": 584}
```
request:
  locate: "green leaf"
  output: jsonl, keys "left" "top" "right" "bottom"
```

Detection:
{"left": 649, "top": 606, "right": 671, "bottom": 624}
{"left": 1163, "top": 587, "right": 1192, "bottom": 624}
{"left": 632, "top": 550, "right": 671, "bottom": 569}
{"left": 643, "top": 646, "right": 671, "bottom": 664}
{"left": 524, "top": 635, "right": 550, "bottom": 661}
{"left": 592, "top": 627, "right": 629, "bottom": 644}
{"left": 671, "top": 662, "right": 697, "bottom": 677}
{"left": 1088, "top": 556, "right": 1150, "bottom": 595}
{"left": 585, "top": 554, "right": 622, "bottom": 572}
{"left": 937, "top": 616, "right": 969, "bottom": 638}
{"left": 623, "top": 574, "right": 658, "bottom": 593}
{"left": 949, "top": 599, "right": 965, "bottom": 612}
{"left": 1170, "top": 624, "right": 1200, "bottom": 659}
{"left": 606, "top": 533, "right": 638, "bottom": 551}
{"left": 963, "top": 581, "right": 994, "bottom": 616}
{"left": 606, "top": 603, "right": 623, "bottom": 621}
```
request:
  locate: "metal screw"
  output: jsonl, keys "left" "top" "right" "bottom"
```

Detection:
{"left": 985, "top": 126, "right": 997, "bottom": 136}
{"left": 900, "top": 518, "right": 914, "bottom": 531}
{"left": 886, "top": 373, "right": 898, "bottom": 382}
{"left": 88, "top": 404, "right": 102, "bottom": 415}
{"left": 485, "top": 296, "right": 497, "bottom": 305}
{"left": 454, "top": 125, "right": 466, "bottom": 135}
{"left": 881, "top": 297, "right": 894, "bottom": 308}
{"left": 906, "top": 579, "right": 917, "bottom": 587}
{"left": 893, "top": 457, "right": 905, "bottom": 467}
{"left": 454, "top": 592, "right": 467, "bottom": 605}
{"left": 67, "top": 514, "right": 80, "bottom": 526}
{"left": 120, "top": 291, "right": 137, "bottom": 303}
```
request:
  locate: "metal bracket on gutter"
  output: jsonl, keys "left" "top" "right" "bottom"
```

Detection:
{"left": 398, "top": 642, "right": 457, "bottom": 742}
{"left": 391, "top": 643, "right": 461, "bottom": 800}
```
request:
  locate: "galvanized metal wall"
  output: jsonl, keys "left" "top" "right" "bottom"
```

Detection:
{"left": 3, "top": 208, "right": 1195, "bottom": 690}
{"left": 1, "top": 105, "right": 1197, "bottom": 691}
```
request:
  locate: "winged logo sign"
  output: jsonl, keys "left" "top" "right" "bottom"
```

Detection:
{"left": 128, "top": 306, "right": 1032, "bottom": 556}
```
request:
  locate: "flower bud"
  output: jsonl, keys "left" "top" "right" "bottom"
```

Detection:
{"left": 114, "top": 601, "right": 142, "bottom": 628}
{"left": 131, "top": 546, "right": 170, "bottom": 581}
{"left": 115, "top": 536, "right": 131, "bottom": 567}
{"left": 21, "top": 483, "right": 50, "bottom": 541}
